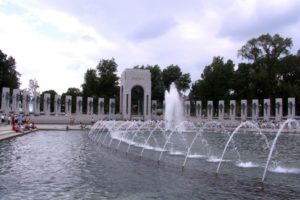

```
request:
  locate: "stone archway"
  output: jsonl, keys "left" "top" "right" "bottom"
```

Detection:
{"left": 120, "top": 69, "right": 151, "bottom": 120}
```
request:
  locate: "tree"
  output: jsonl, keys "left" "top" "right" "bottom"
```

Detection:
{"left": 0, "top": 50, "right": 21, "bottom": 105}
{"left": 0, "top": 49, "right": 21, "bottom": 89}
{"left": 238, "top": 33, "right": 292, "bottom": 64}
{"left": 97, "top": 58, "right": 119, "bottom": 113}
{"left": 275, "top": 54, "right": 300, "bottom": 115}
{"left": 134, "top": 64, "right": 165, "bottom": 103}
{"left": 162, "top": 65, "right": 191, "bottom": 92}
{"left": 81, "top": 58, "right": 119, "bottom": 113}
{"left": 232, "top": 63, "right": 257, "bottom": 100}
{"left": 81, "top": 69, "right": 98, "bottom": 113}
{"left": 189, "top": 57, "right": 234, "bottom": 113}
{"left": 237, "top": 34, "right": 293, "bottom": 98}
{"left": 82, "top": 69, "right": 98, "bottom": 97}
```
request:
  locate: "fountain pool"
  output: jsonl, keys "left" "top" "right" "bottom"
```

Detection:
{"left": 0, "top": 126, "right": 299, "bottom": 199}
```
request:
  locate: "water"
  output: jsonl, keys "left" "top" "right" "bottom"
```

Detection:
{"left": 164, "top": 83, "right": 184, "bottom": 130}
{"left": 1, "top": 129, "right": 300, "bottom": 199}
{"left": 262, "top": 119, "right": 299, "bottom": 182}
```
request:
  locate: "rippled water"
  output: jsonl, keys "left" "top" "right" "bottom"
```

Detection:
{"left": 0, "top": 130, "right": 299, "bottom": 199}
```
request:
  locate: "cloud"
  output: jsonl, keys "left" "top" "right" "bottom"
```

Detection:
{"left": 129, "top": 17, "right": 177, "bottom": 42}
{"left": 218, "top": 0, "right": 300, "bottom": 40}
{"left": 0, "top": 1, "right": 115, "bottom": 94}
{"left": 1, "top": 0, "right": 300, "bottom": 94}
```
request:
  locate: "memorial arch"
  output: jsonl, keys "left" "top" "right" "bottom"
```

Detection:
{"left": 120, "top": 69, "right": 151, "bottom": 120}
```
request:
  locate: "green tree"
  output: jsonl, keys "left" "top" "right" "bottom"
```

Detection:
{"left": 0, "top": 50, "right": 21, "bottom": 89}
{"left": 97, "top": 58, "right": 119, "bottom": 113}
{"left": 82, "top": 69, "right": 98, "bottom": 97}
{"left": 0, "top": 50, "right": 21, "bottom": 105}
{"left": 238, "top": 33, "right": 292, "bottom": 63}
{"left": 189, "top": 57, "right": 234, "bottom": 113}
{"left": 81, "top": 58, "right": 119, "bottom": 113}
{"left": 275, "top": 54, "right": 300, "bottom": 115}
{"left": 81, "top": 69, "right": 98, "bottom": 113}
{"left": 162, "top": 65, "right": 191, "bottom": 92}
{"left": 238, "top": 34, "right": 293, "bottom": 98}
{"left": 134, "top": 64, "right": 165, "bottom": 103}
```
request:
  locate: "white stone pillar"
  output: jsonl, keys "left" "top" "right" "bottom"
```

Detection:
{"left": 98, "top": 98, "right": 104, "bottom": 115}
{"left": 163, "top": 100, "right": 165, "bottom": 116}
{"left": 76, "top": 96, "right": 83, "bottom": 115}
{"left": 196, "top": 101, "right": 202, "bottom": 118}
{"left": 22, "top": 91, "right": 30, "bottom": 115}
{"left": 54, "top": 95, "right": 61, "bottom": 115}
{"left": 87, "top": 97, "right": 93, "bottom": 114}
{"left": 252, "top": 99, "right": 259, "bottom": 121}
{"left": 1, "top": 87, "right": 10, "bottom": 114}
{"left": 33, "top": 92, "right": 40, "bottom": 115}
{"left": 12, "top": 89, "right": 20, "bottom": 115}
{"left": 207, "top": 101, "right": 213, "bottom": 120}
{"left": 109, "top": 98, "right": 115, "bottom": 118}
{"left": 144, "top": 92, "right": 151, "bottom": 120}
{"left": 152, "top": 100, "right": 157, "bottom": 115}
{"left": 65, "top": 95, "right": 72, "bottom": 115}
{"left": 185, "top": 100, "right": 190, "bottom": 117}
{"left": 218, "top": 100, "right": 224, "bottom": 120}
{"left": 263, "top": 99, "right": 270, "bottom": 121}
{"left": 43, "top": 93, "right": 51, "bottom": 115}
{"left": 275, "top": 98, "right": 282, "bottom": 121}
{"left": 287, "top": 97, "right": 295, "bottom": 119}
{"left": 241, "top": 100, "right": 247, "bottom": 121}
{"left": 229, "top": 100, "right": 236, "bottom": 120}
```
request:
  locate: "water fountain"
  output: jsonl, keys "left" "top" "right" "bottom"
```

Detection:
{"left": 164, "top": 82, "right": 184, "bottom": 131}
{"left": 88, "top": 83, "right": 300, "bottom": 187}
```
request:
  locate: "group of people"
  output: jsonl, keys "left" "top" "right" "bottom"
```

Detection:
{"left": 9, "top": 114, "right": 37, "bottom": 133}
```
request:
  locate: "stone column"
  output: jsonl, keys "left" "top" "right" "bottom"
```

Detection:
{"left": 241, "top": 100, "right": 247, "bottom": 121}
{"left": 151, "top": 100, "right": 157, "bottom": 115}
{"left": 12, "top": 89, "right": 20, "bottom": 115}
{"left": 287, "top": 97, "right": 295, "bottom": 119}
{"left": 196, "top": 101, "right": 202, "bottom": 118}
{"left": 184, "top": 100, "right": 190, "bottom": 117}
{"left": 144, "top": 92, "right": 151, "bottom": 121}
{"left": 65, "top": 95, "right": 72, "bottom": 115}
{"left": 33, "top": 92, "right": 40, "bottom": 115}
{"left": 275, "top": 98, "right": 282, "bottom": 121}
{"left": 98, "top": 98, "right": 104, "bottom": 115}
{"left": 229, "top": 100, "right": 236, "bottom": 120}
{"left": 1, "top": 87, "right": 10, "bottom": 114}
{"left": 163, "top": 100, "right": 165, "bottom": 116}
{"left": 252, "top": 99, "right": 259, "bottom": 121}
{"left": 54, "top": 95, "right": 61, "bottom": 115}
{"left": 43, "top": 93, "right": 51, "bottom": 115}
{"left": 218, "top": 100, "right": 224, "bottom": 120}
{"left": 109, "top": 98, "right": 115, "bottom": 118}
{"left": 76, "top": 96, "right": 83, "bottom": 115}
{"left": 22, "top": 91, "right": 30, "bottom": 115}
{"left": 263, "top": 99, "right": 270, "bottom": 121}
{"left": 87, "top": 97, "right": 93, "bottom": 114}
{"left": 207, "top": 101, "right": 213, "bottom": 120}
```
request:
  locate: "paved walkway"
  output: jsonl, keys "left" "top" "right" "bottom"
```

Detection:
{"left": 0, "top": 124, "right": 90, "bottom": 141}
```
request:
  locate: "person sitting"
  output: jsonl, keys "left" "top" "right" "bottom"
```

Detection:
{"left": 80, "top": 122, "right": 86, "bottom": 129}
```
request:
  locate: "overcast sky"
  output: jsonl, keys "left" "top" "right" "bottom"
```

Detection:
{"left": 1, "top": 0, "right": 300, "bottom": 94}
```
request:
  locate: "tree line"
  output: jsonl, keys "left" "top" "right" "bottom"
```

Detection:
{"left": 1, "top": 33, "right": 300, "bottom": 115}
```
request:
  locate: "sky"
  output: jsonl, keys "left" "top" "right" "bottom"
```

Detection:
{"left": 1, "top": 0, "right": 300, "bottom": 94}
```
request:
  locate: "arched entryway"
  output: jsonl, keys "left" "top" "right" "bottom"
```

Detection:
{"left": 131, "top": 85, "right": 144, "bottom": 115}
{"left": 120, "top": 69, "right": 151, "bottom": 120}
